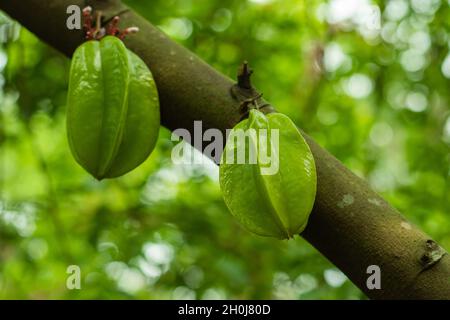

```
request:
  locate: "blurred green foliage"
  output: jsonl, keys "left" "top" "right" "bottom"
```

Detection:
{"left": 0, "top": 0, "right": 449, "bottom": 299}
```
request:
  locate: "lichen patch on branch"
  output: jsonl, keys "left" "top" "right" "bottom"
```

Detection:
{"left": 400, "top": 222, "right": 412, "bottom": 230}
{"left": 337, "top": 194, "right": 354, "bottom": 208}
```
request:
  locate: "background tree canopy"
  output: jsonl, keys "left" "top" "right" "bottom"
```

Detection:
{"left": 0, "top": 0, "right": 449, "bottom": 299}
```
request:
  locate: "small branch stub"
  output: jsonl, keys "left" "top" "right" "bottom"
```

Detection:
{"left": 231, "top": 61, "right": 274, "bottom": 120}
{"left": 420, "top": 239, "right": 446, "bottom": 271}
{"left": 237, "top": 61, "right": 253, "bottom": 90}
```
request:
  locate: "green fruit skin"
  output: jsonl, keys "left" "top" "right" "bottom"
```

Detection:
{"left": 66, "top": 36, "right": 160, "bottom": 179}
{"left": 220, "top": 109, "right": 317, "bottom": 239}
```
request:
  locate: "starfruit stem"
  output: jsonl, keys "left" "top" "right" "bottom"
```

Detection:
{"left": 106, "top": 16, "right": 120, "bottom": 36}
{"left": 239, "top": 93, "right": 263, "bottom": 119}
{"left": 91, "top": 11, "right": 103, "bottom": 39}
{"left": 83, "top": 6, "right": 94, "bottom": 40}
{"left": 118, "top": 27, "right": 140, "bottom": 40}
{"left": 81, "top": 6, "right": 139, "bottom": 41}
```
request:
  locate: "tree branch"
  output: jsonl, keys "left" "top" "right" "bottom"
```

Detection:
{"left": 1, "top": 0, "right": 449, "bottom": 299}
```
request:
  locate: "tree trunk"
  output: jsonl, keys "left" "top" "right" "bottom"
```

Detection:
{"left": 1, "top": 0, "right": 449, "bottom": 299}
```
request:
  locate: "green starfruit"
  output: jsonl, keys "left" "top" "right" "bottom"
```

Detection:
{"left": 220, "top": 109, "right": 317, "bottom": 239}
{"left": 66, "top": 36, "right": 160, "bottom": 180}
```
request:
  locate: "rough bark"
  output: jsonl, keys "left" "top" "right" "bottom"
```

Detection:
{"left": 1, "top": 0, "right": 449, "bottom": 299}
